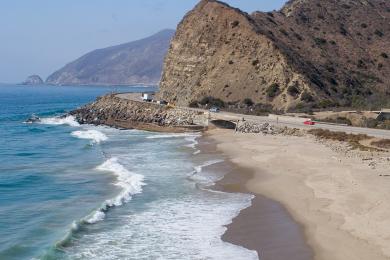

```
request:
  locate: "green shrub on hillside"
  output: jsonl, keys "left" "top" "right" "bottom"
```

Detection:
{"left": 317, "top": 99, "right": 336, "bottom": 108}
{"left": 314, "top": 37, "right": 327, "bottom": 45}
{"left": 243, "top": 98, "right": 254, "bottom": 107}
{"left": 301, "top": 91, "right": 314, "bottom": 102}
{"left": 189, "top": 101, "right": 199, "bottom": 108}
{"left": 199, "top": 96, "right": 225, "bottom": 108}
{"left": 375, "top": 30, "right": 384, "bottom": 37}
{"left": 266, "top": 83, "right": 280, "bottom": 98}
{"left": 287, "top": 85, "right": 300, "bottom": 97}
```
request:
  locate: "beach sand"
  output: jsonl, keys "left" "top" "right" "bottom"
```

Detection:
{"left": 200, "top": 138, "right": 313, "bottom": 260}
{"left": 207, "top": 129, "right": 390, "bottom": 260}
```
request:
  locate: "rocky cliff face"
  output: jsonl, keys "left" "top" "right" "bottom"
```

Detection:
{"left": 47, "top": 30, "right": 175, "bottom": 86}
{"left": 22, "top": 75, "right": 44, "bottom": 85}
{"left": 158, "top": 0, "right": 390, "bottom": 111}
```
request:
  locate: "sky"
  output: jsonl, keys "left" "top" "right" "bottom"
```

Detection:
{"left": 0, "top": 0, "right": 287, "bottom": 83}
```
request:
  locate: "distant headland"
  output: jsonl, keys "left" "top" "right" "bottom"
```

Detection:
{"left": 21, "top": 75, "right": 44, "bottom": 85}
{"left": 46, "top": 29, "right": 175, "bottom": 87}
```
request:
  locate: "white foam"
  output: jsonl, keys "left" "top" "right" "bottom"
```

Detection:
{"left": 83, "top": 158, "right": 145, "bottom": 224}
{"left": 40, "top": 115, "right": 80, "bottom": 127}
{"left": 147, "top": 132, "right": 201, "bottom": 154}
{"left": 54, "top": 132, "right": 257, "bottom": 260}
{"left": 190, "top": 159, "right": 225, "bottom": 185}
{"left": 71, "top": 130, "right": 108, "bottom": 144}
{"left": 146, "top": 133, "right": 200, "bottom": 139}
{"left": 184, "top": 135, "right": 199, "bottom": 149}
{"left": 194, "top": 159, "right": 224, "bottom": 173}
{"left": 63, "top": 191, "right": 257, "bottom": 260}
{"left": 84, "top": 211, "right": 106, "bottom": 224}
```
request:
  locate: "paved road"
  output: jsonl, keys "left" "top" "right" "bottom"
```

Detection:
{"left": 211, "top": 110, "right": 390, "bottom": 139}
{"left": 116, "top": 93, "right": 390, "bottom": 139}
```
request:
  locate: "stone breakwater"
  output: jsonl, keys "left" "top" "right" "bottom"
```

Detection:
{"left": 70, "top": 94, "right": 207, "bottom": 132}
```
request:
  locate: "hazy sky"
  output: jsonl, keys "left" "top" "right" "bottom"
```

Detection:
{"left": 0, "top": 0, "right": 287, "bottom": 83}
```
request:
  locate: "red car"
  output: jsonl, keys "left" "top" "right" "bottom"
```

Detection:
{"left": 304, "top": 120, "right": 315, "bottom": 125}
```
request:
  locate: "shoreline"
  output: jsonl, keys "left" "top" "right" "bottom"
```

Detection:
{"left": 207, "top": 128, "right": 390, "bottom": 260}
{"left": 198, "top": 134, "right": 314, "bottom": 260}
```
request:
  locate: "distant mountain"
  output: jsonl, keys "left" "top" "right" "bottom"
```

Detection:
{"left": 22, "top": 75, "right": 44, "bottom": 85}
{"left": 46, "top": 29, "right": 175, "bottom": 86}
{"left": 159, "top": 0, "right": 390, "bottom": 111}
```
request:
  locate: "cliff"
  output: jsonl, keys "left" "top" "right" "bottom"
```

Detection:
{"left": 47, "top": 29, "right": 175, "bottom": 86}
{"left": 158, "top": 0, "right": 390, "bottom": 111}
{"left": 22, "top": 75, "right": 44, "bottom": 85}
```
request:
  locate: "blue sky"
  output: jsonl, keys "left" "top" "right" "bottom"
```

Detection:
{"left": 0, "top": 0, "right": 287, "bottom": 83}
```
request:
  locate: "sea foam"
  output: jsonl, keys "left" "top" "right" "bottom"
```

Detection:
{"left": 189, "top": 159, "right": 225, "bottom": 186}
{"left": 71, "top": 130, "right": 108, "bottom": 144}
{"left": 40, "top": 115, "right": 80, "bottom": 127}
{"left": 84, "top": 157, "right": 145, "bottom": 224}
{"left": 146, "top": 133, "right": 201, "bottom": 139}
{"left": 62, "top": 185, "right": 257, "bottom": 260}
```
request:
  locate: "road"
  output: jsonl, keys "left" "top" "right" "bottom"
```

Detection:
{"left": 212, "top": 110, "right": 390, "bottom": 139}
{"left": 116, "top": 93, "right": 390, "bottom": 139}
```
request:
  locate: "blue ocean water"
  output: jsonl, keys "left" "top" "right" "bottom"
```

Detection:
{"left": 0, "top": 85, "right": 256, "bottom": 260}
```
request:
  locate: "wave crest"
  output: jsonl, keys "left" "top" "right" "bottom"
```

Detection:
{"left": 71, "top": 130, "right": 108, "bottom": 144}
{"left": 40, "top": 115, "right": 80, "bottom": 127}
{"left": 83, "top": 158, "right": 145, "bottom": 224}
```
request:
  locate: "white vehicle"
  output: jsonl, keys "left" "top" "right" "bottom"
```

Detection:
{"left": 209, "top": 107, "right": 220, "bottom": 113}
{"left": 142, "top": 93, "right": 154, "bottom": 102}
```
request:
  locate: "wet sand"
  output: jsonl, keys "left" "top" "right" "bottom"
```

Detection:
{"left": 198, "top": 137, "right": 314, "bottom": 260}
{"left": 207, "top": 129, "right": 390, "bottom": 260}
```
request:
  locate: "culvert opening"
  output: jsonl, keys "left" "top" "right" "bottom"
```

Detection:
{"left": 210, "top": 120, "right": 236, "bottom": 129}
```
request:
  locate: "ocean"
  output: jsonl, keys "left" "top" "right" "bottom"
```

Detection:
{"left": 0, "top": 85, "right": 257, "bottom": 260}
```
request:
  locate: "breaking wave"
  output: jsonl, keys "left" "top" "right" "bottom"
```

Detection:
{"left": 40, "top": 115, "right": 80, "bottom": 127}
{"left": 71, "top": 130, "right": 108, "bottom": 144}
{"left": 85, "top": 157, "right": 146, "bottom": 224}
{"left": 55, "top": 157, "right": 145, "bottom": 250}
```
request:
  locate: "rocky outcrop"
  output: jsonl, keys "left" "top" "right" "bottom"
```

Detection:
{"left": 236, "top": 121, "right": 275, "bottom": 134}
{"left": 158, "top": 0, "right": 390, "bottom": 111}
{"left": 235, "top": 121, "right": 307, "bottom": 137}
{"left": 22, "top": 75, "right": 44, "bottom": 85}
{"left": 47, "top": 29, "right": 175, "bottom": 86}
{"left": 70, "top": 94, "right": 206, "bottom": 132}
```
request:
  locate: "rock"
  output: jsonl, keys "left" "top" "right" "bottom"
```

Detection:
{"left": 22, "top": 75, "right": 44, "bottom": 85}
{"left": 236, "top": 121, "right": 276, "bottom": 134}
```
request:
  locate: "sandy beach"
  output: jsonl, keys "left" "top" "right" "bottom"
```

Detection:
{"left": 208, "top": 129, "right": 390, "bottom": 260}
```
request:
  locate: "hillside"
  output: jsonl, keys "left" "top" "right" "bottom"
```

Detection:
{"left": 158, "top": 0, "right": 390, "bottom": 111}
{"left": 22, "top": 75, "right": 44, "bottom": 85}
{"left": 47, "top": 29, "right": 175, "bottom": 86}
